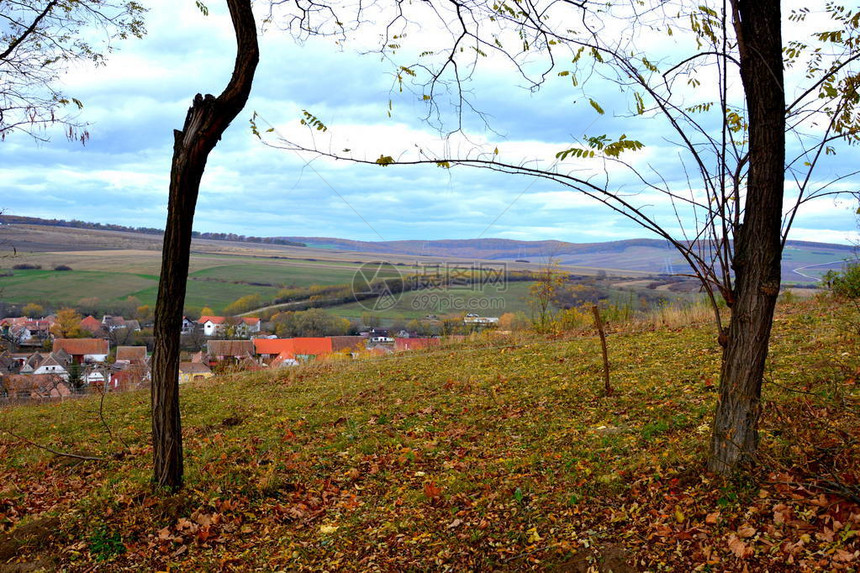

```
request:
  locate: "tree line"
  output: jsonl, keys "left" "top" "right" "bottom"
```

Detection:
{"left": 0, "top": 214, "right": 306, "bottom": 247}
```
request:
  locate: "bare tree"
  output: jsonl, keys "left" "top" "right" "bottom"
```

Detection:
{"left": 150, "top": 0, "right": 259, "bottom": 490}
{"left": 0, "top": 0, "right": 146, "bottom": 141}
{"left": 264, "top": 0, "right": 860, "bottom": 474}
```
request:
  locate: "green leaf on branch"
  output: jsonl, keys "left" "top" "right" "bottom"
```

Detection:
{"left": 603, "top": 135, "right": 644, "bottom": 157}
{"left": 555, "top": 147, "right": 595, "bottom": 160}
{"left": 634, "top": 93, "right": 645, "bottom": 115}
{"left": 376, "top": 155, "right": 395, "bottom": 166}
{"left": 556, "top": 134, "right": 643, "bottom": 160}
{"left": 300, "top": 110, "right": 328, "bottom": 132}
{"left": 588, "top": 98, "right": 605, "bottom": 115}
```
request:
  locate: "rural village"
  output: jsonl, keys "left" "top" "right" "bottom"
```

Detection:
{"left": 0, "top": 312, "right": 501, "bottom": 402}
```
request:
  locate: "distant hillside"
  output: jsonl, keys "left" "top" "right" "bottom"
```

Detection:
{"left": 284, "top": 236, "right": 856, "bottom": 282}
{"left": 0, "top": 213, "right": 853, "bottom": 283}
{"left": 0, "top": 215, "right": 306, "bottom": 248}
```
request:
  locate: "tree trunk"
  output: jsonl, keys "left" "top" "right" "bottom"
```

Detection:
{"left": 150, "top": 0, "right": 259, "bottom": 490}
{"left": 708, "top": 0, "right": 785, "bottom": 475}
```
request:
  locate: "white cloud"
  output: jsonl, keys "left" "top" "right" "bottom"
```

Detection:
{"left": 0, "top": 0, "right": 857, "bottom": 246}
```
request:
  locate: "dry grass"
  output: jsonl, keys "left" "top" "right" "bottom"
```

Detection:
{"left": 0, "top": 298, "right": 856, "bottom": 571}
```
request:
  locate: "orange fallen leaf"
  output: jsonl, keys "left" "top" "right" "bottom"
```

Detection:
{"left": 423, "top": 481, "right": 442, "bottom": 500}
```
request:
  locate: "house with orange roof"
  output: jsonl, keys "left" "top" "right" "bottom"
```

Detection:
{"left": 253, "top": 338, "right": 294, "bottom": 361}
{"left": 52, "top": 338, "right": 109, "bottom": 364}
{"left": 253, "top": 337, "right": 333, "bottom": 364}
{"left": 79, "top": 315, "right": 104, "bottom": 335}
{"left": 198, "top": 316, "right": 226, "bottom": 337}
{"left": 292, "top": 338, "right": 333, "bottom": 359}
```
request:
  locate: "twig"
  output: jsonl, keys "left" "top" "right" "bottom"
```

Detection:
{"left": 97, "top": 375, "right": 129, "bottom": 450}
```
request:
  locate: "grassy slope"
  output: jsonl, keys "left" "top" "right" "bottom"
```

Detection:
{"left": 0, "top": 299, "right": 858, "bottom": 571}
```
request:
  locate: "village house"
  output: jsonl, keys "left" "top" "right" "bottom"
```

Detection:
{"left": 206, "top": 340, "right": 256, "bottom": 365}
{"left": 102, "top": 315, "right": 141, "bottom": 332}
{"left": 31, "top": 352, "right": 71, "bottom": 381}
{"left": 115, "top": 346, "right": 147, "bottom": 365}
{"left": 79, "top": 315, "right": 104, "bottom": 336}
{"left": 0, "top": 317, "right": 53, "bottom": 347}
{"left": 253, "top": 337, "right": 333, "bottom": 365}
{"left": 178, "top": 362, "right": 214, "bottom": 383}
{"left": 53, "top": 338, "right": 109, "bottom": 364}
{"left": 181, "top": 317, "right": 196, "bottom": 335}
{"left": 109, "top": 365, "right": 149, "bottom": 390}
{"left": 464, "top": 315, "right": 500, "bottom": 326}
{"left": 0, "top": 351, "right": 19, "bottom": 374}
{"left": 199, "top": 316, "right": 261, "bottom": 338}
{"left": 0, "top": 373, "right": 71, "bottom": 400}
{"left": 84, "top": 365, "right": 110, "bottom": 386}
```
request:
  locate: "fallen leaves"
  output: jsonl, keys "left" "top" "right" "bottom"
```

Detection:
{"left": 0, "top": 298, "right": 858, "bottom": 571}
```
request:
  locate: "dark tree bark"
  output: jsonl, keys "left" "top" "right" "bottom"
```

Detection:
{"left": 151, "top": 0, "right": 259, "bottom": 490}
{"left": 708, "top": 0, "right": 785, "bottom": 474}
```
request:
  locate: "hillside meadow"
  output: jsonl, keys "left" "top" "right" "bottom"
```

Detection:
{"left": 0, "top": 297, "right": 857, "bottom": 571}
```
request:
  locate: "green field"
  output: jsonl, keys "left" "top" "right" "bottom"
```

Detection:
{"left": 0, "top": 256, "right": 370, "bottom": 314}
{"left": 328, "top": 280, "right": 535, "bottom": 320}
{"left": 188, "top": 261, "right": 362, "bottom": 288}
{"left": 0, "top": 269, "right": 157, "bottom": 306}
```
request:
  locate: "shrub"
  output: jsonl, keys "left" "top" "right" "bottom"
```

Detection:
{"left": 12, "top": 263, "right": 41, "bottom": 270}
{"left": 54, "top": 264, "right": 72, "bottom": 271}
{"left": 824, "top": 262, "right": 860, "bottom": 299}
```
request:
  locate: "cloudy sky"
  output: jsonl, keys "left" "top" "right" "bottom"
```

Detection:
{"left": 1, "top": 0, "right": 858, "bottom": 244}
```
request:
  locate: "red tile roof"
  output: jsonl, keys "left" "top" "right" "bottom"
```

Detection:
{"left": 253, "top": 338, "right": 333, "bottom": 359}
{"left": 254, "top": 339, "right": 294, "bottom": 356}
{"left": 115, "top": 346, "right": 147, "bottom": 362}
{"left": 395, "top": 338, "right": 441, "bottom": 352}
{"left": 52, "top": 338, "right": 109, "bottom": 357}
{"left": 79, "top": 316, "right": 103, "bottom": 333}
{"left": 206, "top": 340, "right": 255, "bottom": 357}
{"left": 288, "top": 337, "right": 333, "bottom": 357}
{"left": 199, "top": 316, "right": 226, "bottom": 325}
